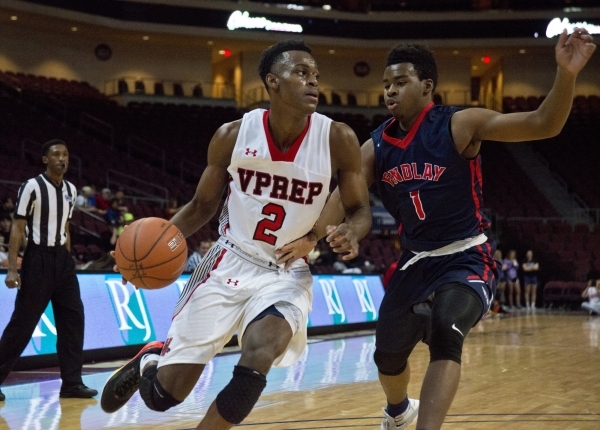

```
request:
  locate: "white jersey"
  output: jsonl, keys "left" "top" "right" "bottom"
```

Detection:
{"left": 218, "top": 108, "right": 332, "bottom": 268}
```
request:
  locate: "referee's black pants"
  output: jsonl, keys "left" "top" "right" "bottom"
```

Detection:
{"left": 0, "top": 244, "right": 85, "bottom": 387}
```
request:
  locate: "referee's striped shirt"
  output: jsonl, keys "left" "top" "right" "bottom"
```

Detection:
{"left": 14, "top": 173, "right": 77, "bottom": 247}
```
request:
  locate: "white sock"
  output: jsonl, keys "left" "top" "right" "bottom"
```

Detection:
{"left": 139, "top": 353, "right": 160, "bottom": 376}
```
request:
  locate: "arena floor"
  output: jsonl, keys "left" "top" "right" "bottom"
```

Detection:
{"left": 1, "top": 311, "right": 599, "bottom": 429}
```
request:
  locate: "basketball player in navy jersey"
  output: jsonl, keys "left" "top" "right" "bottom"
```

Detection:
{"left": 101, "top": 40, "right": 372, "bottom": 429}
{"left": 315, "top": 28, "right": 595, "bottom": 429}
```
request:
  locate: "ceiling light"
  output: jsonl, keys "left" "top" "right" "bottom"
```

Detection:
{"left": 322, "top": 5, "right": 332, "bottom": 10}
{"left": 71, "top": 27, "right": 78, "bottom": 32}
{"left": 519, "top": 49, "right": 526, "bottom": 54}
{"left": 10, "top": 16, "right": 17, "bottom": 21}
{"left": 329, "top": 49, "right": 335, "bottom": 54}
{"left": 207, "top": 41, "right": 214, "bottom": 45}
{"left": 142, "top": 35, "right": 149, "bottom": 41}
{"left": 453, "top": 50, "right": 459, "bottom": 55}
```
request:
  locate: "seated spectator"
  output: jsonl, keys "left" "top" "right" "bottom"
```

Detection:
{"left": 185, "top": 240, "right": 212, "bottom": 272}
{"left": 105, "top": 198, "right": 124, "bottom": 246}
{"left": 165, "top": 197, "right": 182, "bottom": 220}
{"left": 117, "top": 212, "right": 135, "bottom": 238}
{"left": 94, "top": 187, "right": 112, "bottom": 215}
{"left": 75, "top": 186, "right": 97, "bottom": 212}
{"left": 582, "top": 282, "right": 600, "bottom": 315}
{"left": 0, "top": 213, "right": 11, "bottom": 253}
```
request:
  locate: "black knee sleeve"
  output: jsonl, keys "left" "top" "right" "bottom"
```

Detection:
{"left": 429, "top": 283, "right": 482, "bottom": 364}
{"left": 139, "top": 365, "right": 182, "bottom": 412}
{"left": 374, "top": 348, "right": 411, "bottom": 376}
{"left": 216, "top": 365, "right": 267, "bottom": 425}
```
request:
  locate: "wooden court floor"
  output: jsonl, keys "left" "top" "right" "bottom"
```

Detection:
{"left": 1, "top": 311, "right": 599, "bottom": 429}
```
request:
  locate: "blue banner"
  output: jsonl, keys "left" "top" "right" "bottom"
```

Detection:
{"left": 0, "top": 273, "right": 385, "bottom": 357}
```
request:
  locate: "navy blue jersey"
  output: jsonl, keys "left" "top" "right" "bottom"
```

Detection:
{"left": 372, "top": 102, "right": 490, "bottom": 252}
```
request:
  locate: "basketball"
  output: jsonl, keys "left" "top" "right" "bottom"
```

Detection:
{"left": 114, "top": 217, "right": 188, "bottom": 290}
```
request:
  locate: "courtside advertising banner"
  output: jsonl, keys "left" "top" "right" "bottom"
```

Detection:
{"left": 0, "top": 273, "right": 385, "bottom": 357}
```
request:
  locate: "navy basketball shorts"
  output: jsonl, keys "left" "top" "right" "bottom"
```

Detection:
{"left": 376, "top": 241, "right": 498, "bottom": 353}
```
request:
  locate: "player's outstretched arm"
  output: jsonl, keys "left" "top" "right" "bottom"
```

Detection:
{"left": 453, "top": 28, "right": 596, "bottom": 157}
{"left": 170, "top": 121, "right": 240, "bottom": 238}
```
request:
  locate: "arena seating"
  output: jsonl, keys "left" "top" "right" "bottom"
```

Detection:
{"left": 1, "top": 71, "right": 598, "bottom": 277}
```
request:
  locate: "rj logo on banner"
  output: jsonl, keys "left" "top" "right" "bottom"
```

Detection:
{"left": 352, "top": 279, "right": 377, "bottom": 321}
{"left": 318, "top": 278, "right": 346, "bottom": 325}
{"left": 105, "top": 276, "right": 155, "bottom": 345}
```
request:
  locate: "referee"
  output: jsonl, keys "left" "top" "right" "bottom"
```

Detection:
{"left": 0, "top": 139, "right": 97, "bottom": 401}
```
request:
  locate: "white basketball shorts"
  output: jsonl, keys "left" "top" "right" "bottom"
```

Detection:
{"left": 158, "top": 244, "right": 313, "bottom": 369}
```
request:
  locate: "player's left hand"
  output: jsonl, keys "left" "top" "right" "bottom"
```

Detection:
{"left": 556, "top": 27, "right": 596, "bottom": 75}
{"left": 275, "top": 232, "right": 318, "bottom": 270}
{"left": 325, "top": 223, "right": 359, "bottom": 260}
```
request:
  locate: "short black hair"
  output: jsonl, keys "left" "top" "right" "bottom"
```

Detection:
{"left": 41, "top": 139, "right": 67, "bottom": 156}
{"left": 385, "top": 43, "right": 438, "bottom": 91}
{"left": 258, "top": 40, "right": 312, "bottom": 91}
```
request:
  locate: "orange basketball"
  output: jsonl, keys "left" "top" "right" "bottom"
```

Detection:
{"left": 114, "top": 217, "right": 188, "bottom": 290}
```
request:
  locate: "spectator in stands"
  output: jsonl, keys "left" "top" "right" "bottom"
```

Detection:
{"left": 582, "top": 281, "right": 600, "bottom": 315}
{"left": 504, "top": 250, "right": 521, "bottom": 309}
{"left": 522, "top": 249, "right": 540, "bottom": 310}
{"left": 94, "top": 188, "right": 112, "bottom": 215}
{"left": 165, "top": 197, "right": 182, "bottom": 220}
{"left": 0, "top": 213, "right": 11, "bottom": 253}
{"left": 74, "top": 186, "right": 96, "bottom": 212}
{"left": 105, "top": 198, "right": 123, "bottom": 246}
{"left": 1, "top": 197, "right": 14, "bottom": 218}
{"left": 185, "top": 240, "right": 212, "bottom": 272}
{"left": 117, "top": 212, "right": 135, "bottom": 238}
{"left": 493, "top": 249, "right": 507, "bottom": 310}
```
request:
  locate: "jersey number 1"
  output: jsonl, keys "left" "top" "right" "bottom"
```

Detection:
{"left": 409, "top": 190, "right": 426, "bottom": 220}
{"left": 253, "top": 203, "right": 286, "bottom": 245}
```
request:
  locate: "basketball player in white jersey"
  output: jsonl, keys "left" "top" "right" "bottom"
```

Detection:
{"left": 101, "top": 40, "right": 372, "bottom": 429}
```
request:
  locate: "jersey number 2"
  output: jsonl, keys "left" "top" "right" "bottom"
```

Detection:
{"left": 409, "top": 190, "right": 426, "bottom": 220}
{"left": 253, "top": 203, "right": 286, "bottom": 245}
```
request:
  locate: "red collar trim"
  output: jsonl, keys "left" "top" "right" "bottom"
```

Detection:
{"left": 382, "top": 101, "right": 434, "bottom": 149}
{"left": 263, "top": 110, "right": 310, "bottom": 162}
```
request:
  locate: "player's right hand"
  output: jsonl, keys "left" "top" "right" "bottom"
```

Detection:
{"left": 326, "top": 223, "right": 359, "bottom": 260}
{"left": 4, "top": 269, "right": 21, "bottom": 289}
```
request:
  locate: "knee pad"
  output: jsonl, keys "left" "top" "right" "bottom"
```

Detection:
{"left": 374, "top": 348, "right": 410, "bottom": 376}
{"left": 216, "top": 365, "right": 267, "bottom": 424}
{"left": 139, "top": 365, "right": 182, "bottom": 412}
{"left": 429, "top": 315, "right": 465, "bottom": 364}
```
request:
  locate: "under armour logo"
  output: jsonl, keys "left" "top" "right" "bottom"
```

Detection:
{"left": 161, "top": 338, "right": 173, "bottom": 356}
{"left": 245, "top": 148, "right": 257, "bottom": 157}
{"left": 227, "top": 279, "right": 239, "bottom": 286}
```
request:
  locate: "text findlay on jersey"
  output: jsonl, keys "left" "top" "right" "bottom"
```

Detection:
{"left": 381, "top": 163, "right": 447, "bottom": 186}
